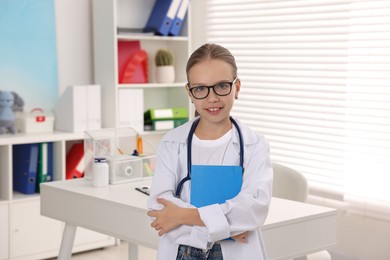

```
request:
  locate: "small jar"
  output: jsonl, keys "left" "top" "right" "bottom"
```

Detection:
{"left": 92, "top": 157, "right": 109, "bottom": 188}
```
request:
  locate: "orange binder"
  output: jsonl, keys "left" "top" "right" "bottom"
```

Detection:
{"left": 66, "top": 143, "right": 84, "bottom": 179}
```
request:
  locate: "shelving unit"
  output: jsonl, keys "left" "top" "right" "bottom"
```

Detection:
{"left": 0, "top": 1, "right": 193, "bottom": 259}
{"left": 0, "top": 132, "right": 115, "bottom": 260}
{"left": 92, "top": 0, "right": 193, "bottom": 130}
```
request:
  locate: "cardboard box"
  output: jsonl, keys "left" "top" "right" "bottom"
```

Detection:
{"left": 15, "top": 109, "right": 54, "bottom": 134}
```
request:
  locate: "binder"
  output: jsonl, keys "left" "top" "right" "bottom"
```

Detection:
{"left": 36, "top": 142, "right": 53, "bottom": 193}
{"left": 54, "top": 85, "right": 101, "bottom": 132}
{"left": 118, "top": 88, "right": 144, "bottom": 132}
{"left": 144, "top": 107, "right": 188, "bottom": 121}
{"left": 190, "top": 165, "right": 243, "bottom": 208}
{"left": 144, "top": 118, "right": 188, "bottom": 131}
{"left": 169, "top": 0, "right": 190, "bottom": 36}
{"left": 13, "top": 143, "right": 39, "bottom": 194}
{"left": 66, "top": 143, "right": 84, "bottom": 179}
{"left": 143, "top": 0, "right": 182, "bottom": 36}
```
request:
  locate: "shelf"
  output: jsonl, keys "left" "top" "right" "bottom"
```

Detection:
{"left": 117, "top": 34, "right": 189, "bottom": 42}
{"left": 94, "top": 0, "right": 192, "bottom": 129}
{"left": 0, "top": 199, "right": 9, "bottom": 205}
{"left": 0, "top": 131, "right": 84, "bottom": 145}
{"left": 12, "top": 192, "right": 41, "bottom": 202}
{"left": 118, "top": 82, "right": 186, "bottom": 89}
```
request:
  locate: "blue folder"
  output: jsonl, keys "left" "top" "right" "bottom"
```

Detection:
{"left": 190, "top": 165, "right": 243, "bottom": 208}
{"left": 169, "top": 0, "right": 190, "bottom": 36}
{"left": 13, "top": 143, "right": 39, "bottom": 194}
{"left": 143, "top": 0, "right": 182, "bottom": 36}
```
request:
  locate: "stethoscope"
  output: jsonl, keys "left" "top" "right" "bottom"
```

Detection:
{"left": 174, "top": 116, "right": 245, "bottom": 198}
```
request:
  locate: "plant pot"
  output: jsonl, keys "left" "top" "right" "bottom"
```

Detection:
{"left": 155, "top": 66, "right": 175, "bottom": 83}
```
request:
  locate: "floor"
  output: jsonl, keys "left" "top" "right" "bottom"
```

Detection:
{"left": 61, "top": 241, "right": 331, "bottom": 260}
{"left": 68, "top": 242, "right": 156, "bottom": 260}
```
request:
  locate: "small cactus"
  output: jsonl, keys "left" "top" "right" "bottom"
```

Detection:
{"left": 155, "top": 49, "right": 174, "bottom": 66}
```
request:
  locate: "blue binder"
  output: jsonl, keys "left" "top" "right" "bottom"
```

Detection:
{"left": 169, "top": 0, "right": 190, "bottom": 36}
{"left": 190, "top": 165, "right": 243, "bottom": 208}
{"left": 13, "top": 143, "right": 39, "bottom": 194}
{"left": 143, "top": 0, "right": 182, "bottom": 36}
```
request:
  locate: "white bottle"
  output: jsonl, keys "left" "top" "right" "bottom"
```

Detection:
{"left": 92, "top": 157, "right": 109, "bottom": 188}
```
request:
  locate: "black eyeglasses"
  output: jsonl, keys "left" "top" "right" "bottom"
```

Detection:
{"left": 188, "top": 78, "right": 237, "bottom": 100}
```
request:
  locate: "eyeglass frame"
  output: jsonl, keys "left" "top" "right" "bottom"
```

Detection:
{"left": 187, "top": 78, "right": 238, "bottom": 100}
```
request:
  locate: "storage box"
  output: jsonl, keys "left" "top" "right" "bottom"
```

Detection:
{"left": 106, "top": 154, "right": 155, "bottom": 184}
{"left": 83, "top": 127, "right": 156, "bottom": 184}
{"left": 15, "top": 109, "right": 55, "bottom": 134}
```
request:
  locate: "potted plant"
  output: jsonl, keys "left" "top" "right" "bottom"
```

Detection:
{"left": 154, "top": 49, "right": 175, "bottom": 83}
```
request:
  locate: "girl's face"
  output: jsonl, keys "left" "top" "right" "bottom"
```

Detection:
{"left": 187, "top": 59, "right": 240, "bottom": 127}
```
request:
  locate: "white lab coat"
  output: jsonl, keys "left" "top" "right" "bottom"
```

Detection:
{"left": 148, "top": 117, "right": 273, "bottom": 260}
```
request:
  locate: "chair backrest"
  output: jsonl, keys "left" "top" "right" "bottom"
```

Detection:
{"left": 272, "top": 163, "right": 308, "bottom": 202}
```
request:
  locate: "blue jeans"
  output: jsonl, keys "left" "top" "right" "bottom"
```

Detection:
{"left": 176, "top": 243, "right": 223, "bottom": 260}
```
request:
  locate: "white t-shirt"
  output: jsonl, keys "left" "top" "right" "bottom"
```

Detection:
{"left": 192, "top": 129, "right": 233, "bottom": 165}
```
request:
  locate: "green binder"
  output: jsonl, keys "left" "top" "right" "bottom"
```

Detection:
{"left": 36, "top": 142, "right": 53, "bottom": 193}
{"left": 144, "top": 107, "right": 188, "bottom": 121}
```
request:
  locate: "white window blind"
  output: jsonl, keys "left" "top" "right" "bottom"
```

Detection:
{"left": 205, "top": 0, "right": 390, "bottom": 220}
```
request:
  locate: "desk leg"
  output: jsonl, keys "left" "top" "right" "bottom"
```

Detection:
{"left": 128, "top": 243, "right": 139, "bottom": 260}
{"left": 58, "top": 223, "right": 77, "bottom": 260}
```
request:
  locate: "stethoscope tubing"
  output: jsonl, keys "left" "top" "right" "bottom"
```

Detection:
{"left": 175, "top": 116, "right": 244, "bottom": 198}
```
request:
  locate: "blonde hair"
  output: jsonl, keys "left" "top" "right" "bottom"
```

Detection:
{"left": 186, "top": 43, "right": 237, "bottom": 82}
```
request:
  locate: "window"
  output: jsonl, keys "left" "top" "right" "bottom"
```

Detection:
{"left": 205, "top": 0, "right": 390, "bottom": 220}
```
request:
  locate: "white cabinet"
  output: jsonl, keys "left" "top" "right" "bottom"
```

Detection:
{"left": 0, "top": 203, "right": 9, "bottom": 260}
{"left": 92, "top": 0, "right": 193, "bottom": 129}
{"left": 0, "top": 133, "right": 115, "bottom": 260}
{"left": 11, "top": 200, "right": 62, "bottom": 259}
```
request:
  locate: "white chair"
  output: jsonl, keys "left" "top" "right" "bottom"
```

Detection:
{"left": 272, "top": 163, "right": 331, "bottom": 260}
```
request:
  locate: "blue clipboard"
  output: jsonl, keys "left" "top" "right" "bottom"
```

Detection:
{"left": 190, "top": 165, "right": 243, "bottom": 207}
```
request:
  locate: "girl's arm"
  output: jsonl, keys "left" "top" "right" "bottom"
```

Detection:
{"left": 148, "top": 198, "right": 249, "bottom": 242}
{"left": 148, "top": 198, "right": 204, "bottom": 236}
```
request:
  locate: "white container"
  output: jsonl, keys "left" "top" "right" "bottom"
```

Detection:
{"left": 92, "top": 157, "right": 109, "bottom": 188}
{"left": 155, "top": 66, "right": 175, "bottom": 83}
{"left": 15, "top": 109, "right": 55, "bottom": 134}
{"left": 108, "top": 155, "right": 143, "bottom": 184}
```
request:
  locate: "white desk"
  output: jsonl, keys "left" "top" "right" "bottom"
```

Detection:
{"left": 40, "top": 179, "right": 337, "bottom": 260}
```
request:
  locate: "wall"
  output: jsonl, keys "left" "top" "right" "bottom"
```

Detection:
{"left": 54, "top": 1, "right": 390, "bottom": 259}
{"left": 55, "top": 0, "right": 94, "bottom": 96}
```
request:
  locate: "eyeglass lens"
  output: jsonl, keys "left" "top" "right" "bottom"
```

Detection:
{"left": 190, "top": 81, "right": 233, "bottom": 99}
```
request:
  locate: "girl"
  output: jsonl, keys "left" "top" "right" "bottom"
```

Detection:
{"left": 147, "top": 43, "right": 273, "bottom": 260}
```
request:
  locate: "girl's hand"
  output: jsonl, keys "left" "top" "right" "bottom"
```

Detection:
{"left": 231, "top": 231, "right": 249, "bottom": 243}
{"left": 147, "top": 198, "right": 182, "bottom": 236}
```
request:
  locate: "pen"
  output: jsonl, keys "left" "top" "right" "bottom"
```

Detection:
{"left": 137, "top": 135, "right": 143, "bottom": 155}
{"left": 117, "top": 148, "right": 124, "bottom": 155}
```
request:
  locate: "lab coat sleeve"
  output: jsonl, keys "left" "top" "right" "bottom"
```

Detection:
{"left": 147, "top": 140, "right": 212, "bottom": 249}
{"left": 197, "top": 136, "right": 273, "bottom": 242}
